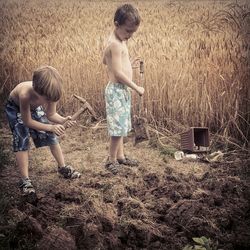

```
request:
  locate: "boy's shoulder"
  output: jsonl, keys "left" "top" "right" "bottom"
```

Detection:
{"left": 18, "top": 81, "right": 32, "bottom": 90}
{"left": 104, "top": 41, "right": 122, "bottom": 62}
{"left": 107, "top": 40, "right": 124, "bottom": 54}
{"left": 106, "top": 39, "right": 119, "bottom": 47}
{"left": 106, "top": 34, "right": 122, "bottom": 48}
{"left": 13, "top": 81, "right": 33, "bottom": 100}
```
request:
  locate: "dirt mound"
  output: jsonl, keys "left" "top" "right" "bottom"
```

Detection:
{"left": 37, "top": 226, "right": 76, "bottom": 250}
{"left": 0, "top": 127, "right": 249, "bottom": 249}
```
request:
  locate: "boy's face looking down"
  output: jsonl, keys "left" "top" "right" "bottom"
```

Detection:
{"left": 115, "top": 20, "right": 139, "bottom": 41}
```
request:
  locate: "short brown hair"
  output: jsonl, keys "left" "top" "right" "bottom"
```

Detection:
{"left": 114, "top": 4, "right": 141, "bottom": 26}
{"left": 32, "top": 65, "right": 62, "bottom": 102}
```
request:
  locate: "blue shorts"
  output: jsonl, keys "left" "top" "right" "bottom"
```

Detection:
{"left": 5, "top": 99, "right": 58, "bottom": 152}
{"left": 105, "top": 82, "right": 131, "bottom": 136}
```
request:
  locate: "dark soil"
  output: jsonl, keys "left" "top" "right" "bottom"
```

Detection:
{"left": 0, "top": 122, "right": 249, "bottom": 250}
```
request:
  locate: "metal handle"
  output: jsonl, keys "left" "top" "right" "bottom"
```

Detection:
{"left": 137, "top": 60, "right": 144, "bottom": 116}
{"left": 139, "top": 60, "right": 144, "bottom": 74}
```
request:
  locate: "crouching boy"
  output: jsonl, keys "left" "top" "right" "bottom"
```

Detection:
{"left": 5, "top": 65, "right": 81, "bottom": 195}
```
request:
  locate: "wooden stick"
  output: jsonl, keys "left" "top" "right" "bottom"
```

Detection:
{"left": 63, "top": 106, "right": 87, "bottom": 128}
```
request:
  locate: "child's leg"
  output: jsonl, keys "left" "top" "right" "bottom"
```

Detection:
{"left": 50, "top": 143, "right": 81, "bottom": 179}
{"left": 16, "top": 151, "right": 29, "bottom": 178}
{"left": 116, "top": 137, "right": 139, "bottom": 166}
{"left": 109, "top": 136, "right": 123, "bottom": 162}
{"left": 117, "top": 137, "right": 125, "bottom": 160}
{"left": 49, "top": 143, "right": 65, "bottom": 168}
{"left": 16, "top": 151, "right": 36, "bottom": 194}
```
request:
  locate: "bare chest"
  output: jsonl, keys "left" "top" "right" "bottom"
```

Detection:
{"left": 29, "top": 97, "right": 47, "bottom": 110}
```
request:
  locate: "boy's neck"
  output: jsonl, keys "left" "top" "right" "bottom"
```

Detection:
{"left": 113, "top": 30, "right": 123, "bottom": 43}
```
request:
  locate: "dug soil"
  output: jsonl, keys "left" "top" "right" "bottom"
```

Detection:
{"left": 0, "top": 119, "right": 249, "bottom": 250}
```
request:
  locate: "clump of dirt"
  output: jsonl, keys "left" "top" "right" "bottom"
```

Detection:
{"left": 0, "top": 125, "right": 249, "bottom": 250}
{"left": 8, "top": 216, "right": 43, "bottom": 249}
{"left": 37, "top": 226, "right": 76, "bottom": 250}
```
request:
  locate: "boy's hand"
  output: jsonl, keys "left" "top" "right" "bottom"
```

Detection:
{"left": 136, "top": 86, "right": 145, "bottom": 96}
{"left": 63, "top": 116, "right": 77, "bottom": 128}
{"left": 51, "top": 124, "right": 65, "bottom": 136}
{"left": 131, "top": 57, "right": 141, "bottom": 68}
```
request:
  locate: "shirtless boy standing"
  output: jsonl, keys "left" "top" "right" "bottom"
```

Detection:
{"left": 103, "top": 4, "right": 144, "bottom": 174}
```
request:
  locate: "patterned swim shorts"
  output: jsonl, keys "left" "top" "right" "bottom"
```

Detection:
{"left": 5, "top": 98, "right": 58, "bottom": 152}
{"left": 105, "top": 82, "right": 131, "bottom": 136}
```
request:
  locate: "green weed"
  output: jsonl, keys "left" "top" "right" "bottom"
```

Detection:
{"left": 183, "top": 236, "right": 222, "bottom": 250}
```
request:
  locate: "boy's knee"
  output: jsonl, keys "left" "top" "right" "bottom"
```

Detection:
{"left": 111, "top": 136, "right": 123, "bottom": 142}
{"left": 32, "top": 132, "right": 58, "bottom": 148}
{"left": 49, "top": 143, "right": 60, "bottom": 149}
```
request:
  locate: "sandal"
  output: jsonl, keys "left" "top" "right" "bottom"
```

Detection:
{"left": 19, "top": 177, "right": 36, "bottom": 194}
{"left": 105, "top": 161, "right": 120, "bottom": 175}
{"left": 117, "top": 156, "right": 139, "bottom": 166}
{"left": 58, "top": 165, "right": 81, "bottom": 179}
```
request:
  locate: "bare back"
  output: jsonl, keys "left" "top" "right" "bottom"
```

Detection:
{"left": 10, "top": 81, "right": 49, "bottom": 110}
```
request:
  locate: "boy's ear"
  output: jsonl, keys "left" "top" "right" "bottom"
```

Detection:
{"left": 114, "top": 21, "right": 119, "bottom": 27}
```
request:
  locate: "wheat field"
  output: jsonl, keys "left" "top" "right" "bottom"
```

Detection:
{"left": 0, "top": 0, "right": 249, "bottom": 144}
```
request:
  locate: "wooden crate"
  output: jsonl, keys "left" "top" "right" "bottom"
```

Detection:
{"left": 181, "top": 127, "right": 209, "bottom": 152}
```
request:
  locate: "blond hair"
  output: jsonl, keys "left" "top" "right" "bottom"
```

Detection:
{"left": 32, "top": 65, "right": 62, "bottom": 102}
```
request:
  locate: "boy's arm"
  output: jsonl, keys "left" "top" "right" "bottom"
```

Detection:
{"left": 46, "top": 102, "right": 66, "bottom": 124}
{"left": 19, "top": 95, "right": 65, "bottom": 135}
{"left": 131, "top": 57, "right": 141, "bottom": 69}
{"left": 111, "top": 43, "right": 143, "bottom": 95}
{"left": 46, "top": 102, "right": 76, "bottom": 128}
